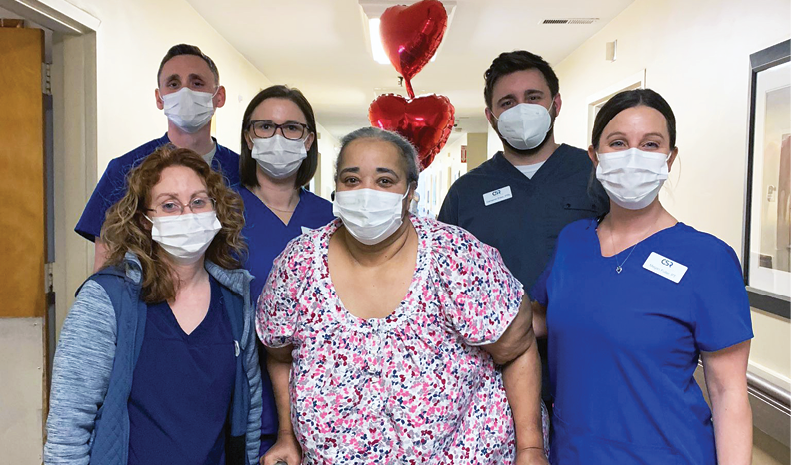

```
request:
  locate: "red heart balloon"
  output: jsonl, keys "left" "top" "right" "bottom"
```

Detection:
{"left": 368, "top": 93, "right": 455, "bottom": 171}
{"left": 379, "top": 0, "right": 447, "bottom": 96}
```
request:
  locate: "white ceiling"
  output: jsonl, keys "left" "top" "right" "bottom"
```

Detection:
{"left": 187, "top": 0, "right": 635, "bottom": 140}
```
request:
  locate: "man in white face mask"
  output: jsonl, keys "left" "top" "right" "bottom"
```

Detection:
{"left": 438, "top": 50, "right": 610, "bottom": 419}
{"left": 76, "top": 44, "right": 241, "bottom": 271}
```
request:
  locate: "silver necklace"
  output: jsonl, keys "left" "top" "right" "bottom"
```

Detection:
{"left": 601, "top": 215, "right": 665, "bottom": 274}
{"left": 606, "top": 226, "right": 639, "bottom": 275}
{"left": 612, "top": 241, "right": 637, "bottom": 274}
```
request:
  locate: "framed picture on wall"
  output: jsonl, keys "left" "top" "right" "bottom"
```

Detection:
{"left": 743, "top": 39, "right": 791, "bottom": 319}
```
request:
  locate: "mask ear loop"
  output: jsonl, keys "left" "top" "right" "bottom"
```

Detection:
{"left": 545, "top": 97, "right": 558, "bottom": 134}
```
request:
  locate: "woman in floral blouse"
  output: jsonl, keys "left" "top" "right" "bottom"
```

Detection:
{"left": 257, "top": 127, "right": 548, "bottom": 465}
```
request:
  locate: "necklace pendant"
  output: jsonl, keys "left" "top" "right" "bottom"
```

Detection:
{"left": 616, "top": 266, "right": 623, "bottom": 274}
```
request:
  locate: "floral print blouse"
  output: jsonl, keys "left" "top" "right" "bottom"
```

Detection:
{"left": 257, "top": 216, "right": 543, "bottom": 464}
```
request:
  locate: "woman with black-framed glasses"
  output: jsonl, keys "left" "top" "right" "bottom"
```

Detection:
{"left": 237, "top": 85, "right": 335, "bottom": 462}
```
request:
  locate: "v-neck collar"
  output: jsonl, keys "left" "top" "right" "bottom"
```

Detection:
{"left": 164, "top": 276, "right": 220, "bottom": 339}
{"left": 246, "top": 186, "right": 304, "bottom": 228}
{"left": 589, "top": 217, "right": 684, "bottom": 260}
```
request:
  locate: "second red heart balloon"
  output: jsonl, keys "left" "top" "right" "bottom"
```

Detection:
{"left": 368, "top": 93, "right": 455, "bottom": 171}
{"left": 379, "top": 0, "right": 448, "bottom": 98}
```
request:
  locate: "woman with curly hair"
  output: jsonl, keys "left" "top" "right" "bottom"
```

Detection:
{"left": 45, "top": 146, "right": 262, "bottom": 465}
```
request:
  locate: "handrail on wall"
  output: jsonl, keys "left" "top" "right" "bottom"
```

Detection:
{"left": 746, "top": 370, "right": 791, "bottom": 449}
{"left": 697, "top": 360, "right": 790, "bottom": 448}
{"left": 747, "top": 370, "right": 791, "bottom": 412}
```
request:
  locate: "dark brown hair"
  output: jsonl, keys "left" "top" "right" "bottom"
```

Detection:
{"left": 484, "top": 50, "right": 559, "bottom": 109}
{"left": 101, "top": 146, "right": 245, "bottom": 303}
{"left": 239, "top": 85, "right": 318, "bottom": 189}
{"left": 591, "top": 88, "right": 677, "bottom": 150}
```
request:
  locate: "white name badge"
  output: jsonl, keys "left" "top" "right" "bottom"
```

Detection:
{"left": 483, "top": 186, "right": 513, "bottom": 206}
{"left": 301, "top": 226, "right": 312, "bottom": 234}
{"left": 642, "top": 252, "right": 688, "bottom": 284}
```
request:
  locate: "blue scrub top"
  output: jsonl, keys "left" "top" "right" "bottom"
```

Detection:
{"left": 241, "top": 187, "right": 334, "bottom": 302}
{"left": 128, "top": 276, "right": 236, "bottom": 465}
{"left": 531, "top": 218, "right": 753, "bottom": 465}
{"left": 75, "top": 133, "right": 241, "bottom": 241}
{"left": 239, "top": 186, "right": 334, "bottom": 453}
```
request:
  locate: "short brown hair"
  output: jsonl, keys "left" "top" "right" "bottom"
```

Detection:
{"left": 157, "top": 44, "right": 219, "bottom": 86}
{"left": 484, "top": 50, "right": 559, "bottom": 109}
{"left": 101, "top": 146, "right": 245, "bottom": 303}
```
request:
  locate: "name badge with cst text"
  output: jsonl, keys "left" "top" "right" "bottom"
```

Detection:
{"left": 483, "top": 186, "right": 513, "bottom": 206}
{"left": 642, "top": 252, "right": 688, "bottom": 283}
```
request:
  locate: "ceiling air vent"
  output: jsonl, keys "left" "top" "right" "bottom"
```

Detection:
{"left": 541, "top": 18, "right": 599, "bottom": 25}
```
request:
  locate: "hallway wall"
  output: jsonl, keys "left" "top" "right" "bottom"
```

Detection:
{"left": 62, "top": 0, "right": 270, "bottom": 166}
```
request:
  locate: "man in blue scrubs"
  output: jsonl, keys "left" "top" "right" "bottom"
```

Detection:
{"left": 76, "top": 44, "right": 240, "bottom": 270}
{"left": 438, "top": 50, "right": 609, "bottom": 415}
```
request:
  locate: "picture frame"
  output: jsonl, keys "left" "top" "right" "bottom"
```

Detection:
{"left": 743, "top": 39, "right": 791, "bottom": 319}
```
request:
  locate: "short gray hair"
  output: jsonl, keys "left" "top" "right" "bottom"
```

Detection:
{"left": 335, "top": 127, "right": 419, "bottom": 186}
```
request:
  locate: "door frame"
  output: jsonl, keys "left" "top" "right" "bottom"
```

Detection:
{"left": 0, "top": 1, "right": 99, "bottom": 456}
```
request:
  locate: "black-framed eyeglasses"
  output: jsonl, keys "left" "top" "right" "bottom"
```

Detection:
{"left": 144, "top": 196, "right": 216, "bottom": 216}
{"left": 248, "top": 120, "right": 309, "bottom": 141}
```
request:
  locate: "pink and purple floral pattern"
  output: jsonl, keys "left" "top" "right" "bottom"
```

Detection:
{"left": 257, "top": 216, "right": 548, "bottom": 464}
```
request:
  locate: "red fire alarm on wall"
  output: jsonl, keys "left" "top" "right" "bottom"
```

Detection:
{"left": 461, "top": 145, "right": 467, "bottom": 163}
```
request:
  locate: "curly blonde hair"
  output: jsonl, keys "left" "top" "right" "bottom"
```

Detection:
{"left": 101, "top": 145, "right": 246, "bottom": 303}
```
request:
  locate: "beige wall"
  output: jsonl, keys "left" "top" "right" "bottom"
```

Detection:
{"left": 316, "top": 127, "right": 340, "bottom": 201}
{"left": 0, "top": 319, "right": 45, "bottom": 464}
{"left": 553, "top": 0, "right": 791, "bottom": 383}
{"left": 466, "top": 132, "right": 489, "bottom": 170}
{"left": 418, "top": 134, "right": 469, "bottom": 217}
{"left": 62, "top": 0, "right": 274, "bottom": 167}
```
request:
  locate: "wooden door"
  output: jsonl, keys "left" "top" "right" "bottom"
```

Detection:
{"left": 0, "top": 27, "right": 45, "bottom": 318}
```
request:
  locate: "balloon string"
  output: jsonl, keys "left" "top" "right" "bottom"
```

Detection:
{"left": 405, "top": 78, "right": 415, "bottom": 99}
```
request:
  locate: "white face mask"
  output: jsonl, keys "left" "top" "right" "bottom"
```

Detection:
{"left": 160, "top": 87, "right": 216, "bottom": 134}
{"left": 496, "top": 102, "right": 553, "bottom": 151}
{"left": 596, "top": 148, "right": 671, "bottom": 210}
{"left": 251, "top": 134, "right": 308, "bottom": 179}
{"left": 333, "top": 188, "right": 409, "bottom": 246}
{"left": 146, "top": 211, "right": 222, "bottom": 264}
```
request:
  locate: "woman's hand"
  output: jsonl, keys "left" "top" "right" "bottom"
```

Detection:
{"left": 260, "top": 431, "right": 302, "bottom": 465}
{"left": 516, "top": 447, "right": 549, "bottom": 465}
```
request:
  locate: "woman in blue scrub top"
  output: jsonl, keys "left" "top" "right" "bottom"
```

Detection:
{"left": 531, "top": 89, "right": 753, "bottom": 465}
{"left": 238, "top": 85, "right": 334, "bottom": 459}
